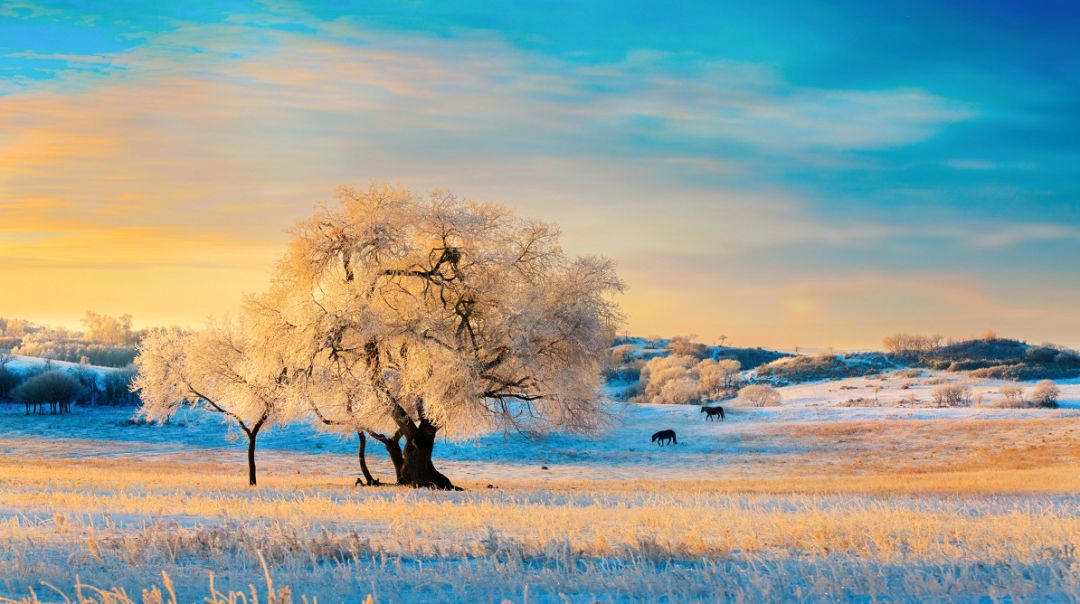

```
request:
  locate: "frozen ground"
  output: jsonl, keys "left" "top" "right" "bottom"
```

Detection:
{"left": 0, "top": 369, "right": 1076, "bottom": 484}
{"left": 0, "top": 368, "right": 1077, "bottom": 602}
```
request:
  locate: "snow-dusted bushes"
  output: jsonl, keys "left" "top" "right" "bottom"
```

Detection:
{"left": 668, "top": 335, "right": 710, "bottom": 360}
{"left": 736, "top": 384, "right": 781, "bottom": 407}
{"left": 696, "top": 358, "right": 741, "bottom": 399}
{"left": 631, "top": 355, "right": 740, "bottom": 404}
{"left": 998, "top": 385, "right": 1026, "bottom": 407}
{"left": 1030, "top": 380, "right": 1060, "bottom": 407}
{"left": 931, "top": 383, "right": 972, "bottom": 407}
{"left": 883, "top": 333, "right": 943, "bottom": 357}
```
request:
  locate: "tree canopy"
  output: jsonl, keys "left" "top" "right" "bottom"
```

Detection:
{"left": 248, "top": 184, "right": 623, "bottom": 487}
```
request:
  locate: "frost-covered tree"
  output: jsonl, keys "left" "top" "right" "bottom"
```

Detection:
{"left": 1030, "top": 380, "right": 1060, "bottom": 407}
{"left": 133, "top": 320, "right": 291, "bottom": 486}
{"left": 82, "top": 312, "right": 136, "bottom": 345}
{"left": 736, "top": 384, "right": 781, "bottom": 407}
{"left": 696, "top": 359, "right": 741, "bottom": 399}
{"left": 252, "top": 184, "right": 623, "bottom": 489}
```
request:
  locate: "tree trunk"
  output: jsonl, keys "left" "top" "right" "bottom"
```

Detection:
{"left": 398, "top": 422, "right": 458, "bottom": 490}
{"left": 246, "top": 429, "right": 258, "bottom": 486}
{"left": 355, "top": 431, "right": 380, "bottom": 486}
{"left": 368, "top": 430, "right": 405, "bottom": 483}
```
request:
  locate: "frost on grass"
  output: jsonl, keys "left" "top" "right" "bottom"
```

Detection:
{"left": 0, "top": 463, "right": 1077, "bottom": 603}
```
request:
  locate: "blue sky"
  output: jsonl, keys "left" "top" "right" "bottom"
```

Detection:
{"left": 1, "top": 1, "right": 1078, "bottom": 348}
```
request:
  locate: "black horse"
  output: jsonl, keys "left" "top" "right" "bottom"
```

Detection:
{"left": 651, "top": 429, "right": 677, "bottom": 446}
{"left": 700, "top": 405, "right": 725, "bottom": 421}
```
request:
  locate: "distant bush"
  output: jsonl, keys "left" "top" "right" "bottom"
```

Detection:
{"left": 883, "top": 333, "right": 943, "bottom": 358}
{"left": 11, "top": 370, "right": 84, "bottom": 406}
{"left": 736, "top": 384, "right": 781, "bottom": 407}
{"left": 610, "top": 344, "right": 635, "bottom": 365}
{"left": 931, "top": 383, "right": 972, "bottom": 407}
{"left": 1030, "top": 380, "right": 1060, "bottom": 408}
{"left": 668, "top": 336, "right": 710, "bottom": 360}
{"left": 999, "top": 385, "right": 1025, "bottom": 407}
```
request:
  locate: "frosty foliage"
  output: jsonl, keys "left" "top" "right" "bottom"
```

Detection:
{"left": 633, "top": 355, "right": 740, "bottom": 404}
{"left": 133, "top": 319, "right": 292, "bottom": 435}
{"left": 930, "top": 383, "right": 972, "bottom": 407}
{"left": 248, "top": 184, "right": 624, "bottom": 440}
{"left": 736, "top": 384, "right": 782, "bottom": 407}
{"left": 1030, "top": 380, "right": 1061, "bottom": 407}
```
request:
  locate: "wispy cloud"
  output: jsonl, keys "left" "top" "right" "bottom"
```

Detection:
{"left": 0, "top": 6, "right": 1075, "bottom": 345}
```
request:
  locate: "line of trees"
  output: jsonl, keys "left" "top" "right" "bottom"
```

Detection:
{"left": 134, "top": 185, "right": 623, "bottom": 488}
{"left": 2, "top": 312, "right": 142, "bottom": 368}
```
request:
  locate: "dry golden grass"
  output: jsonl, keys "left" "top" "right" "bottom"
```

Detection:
{"left": 0, "top": 414, "right": 1077, "bottom": 602}
{"left": 0, "top": 456, "right": 1077, "bottom": 563}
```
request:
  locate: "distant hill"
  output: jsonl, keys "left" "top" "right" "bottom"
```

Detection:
{"left": 902, "top": 337, "right": 1080, "bottom": 380}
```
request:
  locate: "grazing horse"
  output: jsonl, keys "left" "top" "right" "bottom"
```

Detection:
{"left": 700, "top": 406, "right": 725, "bottom": 421}
{"left": 651, "top": 429, "right": 677, "bottom": 446}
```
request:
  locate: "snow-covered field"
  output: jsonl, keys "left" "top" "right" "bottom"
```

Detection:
{"left": 1, "top": 368, "right": 1075, "bottom": 483}
{"left": 0, "top": 369, "right": 1077, "bottom": 602}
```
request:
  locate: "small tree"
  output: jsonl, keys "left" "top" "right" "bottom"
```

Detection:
{"left": 1030, "top": 380, "right": 1060, "bottom": 407}
{"left": 134, "top": 321, "right": 290, "bottom": 486}
{"left": 12, "top": 370, "right": 83, "bottom": 414}
{"left": 737, "top": 384, "right": 781, "bottom": 407}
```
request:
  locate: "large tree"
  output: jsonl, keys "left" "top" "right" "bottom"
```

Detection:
{"left": 252, "top": 184, "right": 623, "bottom": 489}
{"left": 133, "top": 320, "right": 290, "bottom": 486}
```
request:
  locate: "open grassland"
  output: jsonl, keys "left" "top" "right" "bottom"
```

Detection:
{"left": 0, "top": 412, "right": 1078, "bottom": 603}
